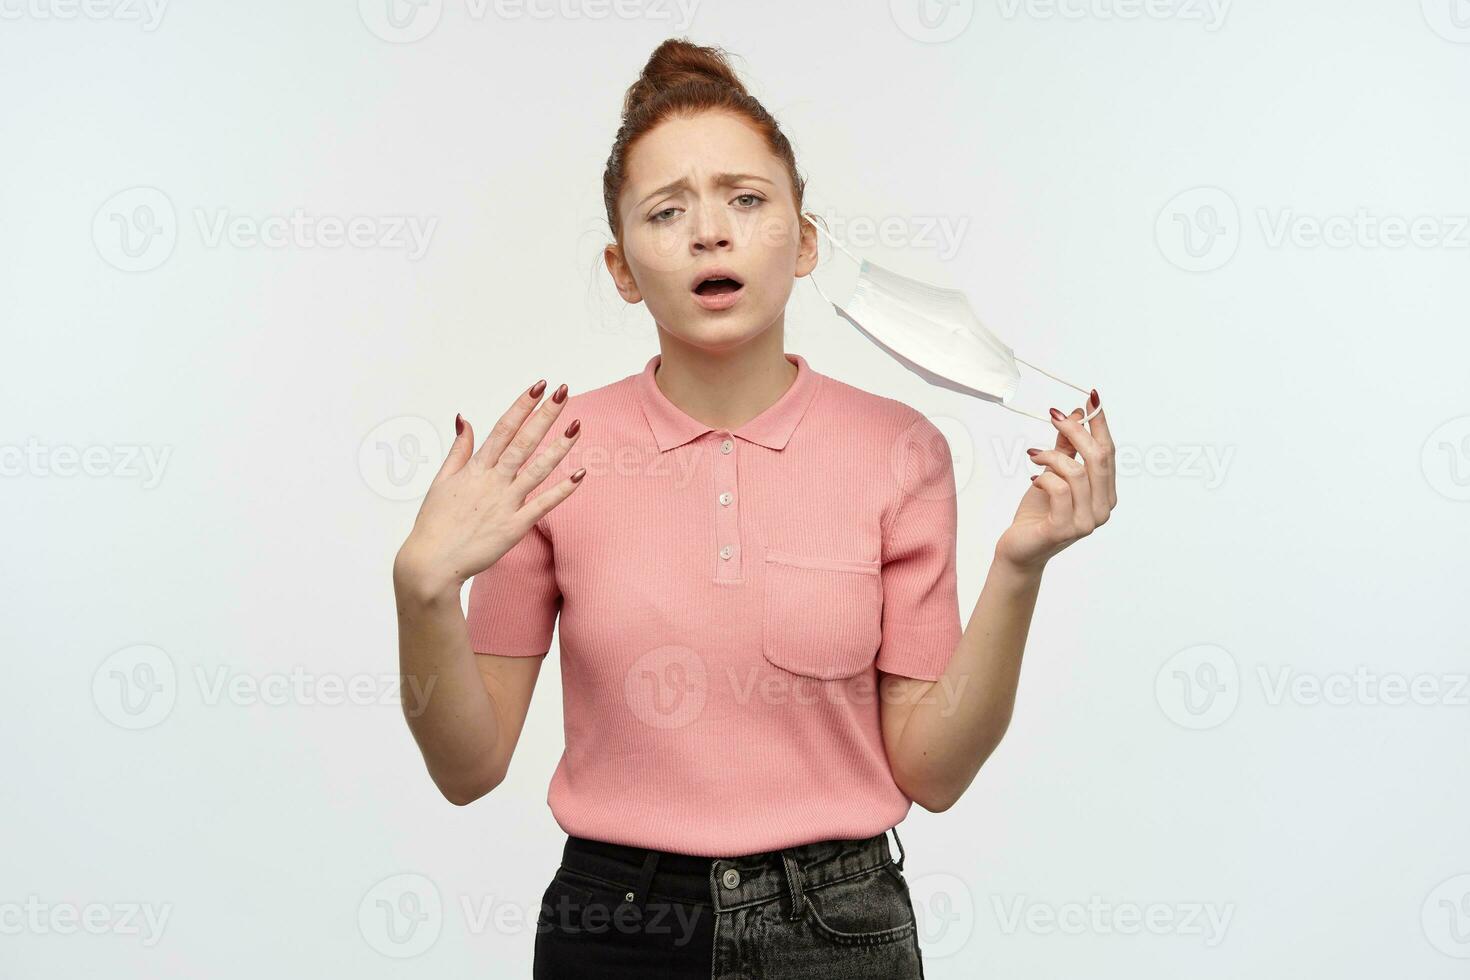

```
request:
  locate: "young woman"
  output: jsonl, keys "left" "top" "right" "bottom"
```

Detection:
{"left": 393, "top": 38, "right": 1117, "bottom": 979}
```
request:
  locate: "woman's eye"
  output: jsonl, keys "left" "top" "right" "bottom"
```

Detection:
{"left": 649, "top": 196, "right": 761, "bottom": 222}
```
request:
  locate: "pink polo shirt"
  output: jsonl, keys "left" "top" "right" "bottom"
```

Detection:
{"left": 466, "top": 351, "right": 962, "bottom": 856}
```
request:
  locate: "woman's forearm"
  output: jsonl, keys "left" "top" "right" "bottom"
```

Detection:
{"left": 394, "top": 549, "right": 505, "bottom": 804}
{"left": 893, "top": 554, "right": 1045, "bottom": 810}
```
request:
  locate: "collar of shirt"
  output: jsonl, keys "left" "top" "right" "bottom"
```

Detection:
{"left": 633, "top": 352, "right": 823, "bottom": 453}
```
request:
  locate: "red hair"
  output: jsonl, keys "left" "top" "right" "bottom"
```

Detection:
{"left": 602, "top": 37, "right": 807, "bottom": 242}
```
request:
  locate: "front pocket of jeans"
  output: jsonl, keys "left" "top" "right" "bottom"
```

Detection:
{"left": 761, "top": 549, "right": 882, "bottom": 680}
{"left": 803, "top": 865, "right": 917, "bottom": 946}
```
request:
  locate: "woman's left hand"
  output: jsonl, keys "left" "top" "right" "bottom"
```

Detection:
{"left": 994, "top": 392, "right": 1117, "bottom": 572}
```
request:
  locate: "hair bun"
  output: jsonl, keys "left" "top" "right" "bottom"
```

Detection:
{"left": 602, "top": 38, "right": 804, "bottom": 241}
{"left": 622, "top": 37, "right": 748, "bottom": 119}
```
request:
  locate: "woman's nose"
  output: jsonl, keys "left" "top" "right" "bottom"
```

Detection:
{"left": 688, "top": 200, "right": 733, "bottom": 251}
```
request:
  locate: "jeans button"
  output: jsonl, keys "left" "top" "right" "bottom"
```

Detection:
{"left": 721, "top": 868, "right": 741, "bottom": 889}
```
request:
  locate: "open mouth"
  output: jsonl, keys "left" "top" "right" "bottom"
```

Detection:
{"left": 693, "top": 276, "right": 744, "bottom": 296}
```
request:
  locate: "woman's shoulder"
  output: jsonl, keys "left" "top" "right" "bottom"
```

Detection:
{"left": 541, "top": 367, "right": 643, "bottom": 429}
{"left": 813, "top": 369, "right": 946, "bottom": 443}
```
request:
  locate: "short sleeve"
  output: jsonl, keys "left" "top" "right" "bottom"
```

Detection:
{"left": 465, "top": 520, "right": 561, "bottom": 657}
{"left": 874, "top": 415, "right": 963, "bottom": 681}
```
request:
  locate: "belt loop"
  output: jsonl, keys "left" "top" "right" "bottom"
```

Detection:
{"left": 889, "top": 825, "right": 906, "bottom": 872}
{"left": 781, "top": 850, "right": 806, "bottom": 920}
{"left": 628, "top": 848, "right": 660, "bottom": 907}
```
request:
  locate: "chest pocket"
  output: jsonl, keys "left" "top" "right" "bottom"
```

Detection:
{"left": 761, "top": 548, "right": 883, "bottom": 680}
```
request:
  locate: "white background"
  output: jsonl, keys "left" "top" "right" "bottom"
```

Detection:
{"left": 3, "top": 0, "right": 1468, "bottom": 976}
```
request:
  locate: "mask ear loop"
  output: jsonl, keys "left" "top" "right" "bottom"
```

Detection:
{"left": 1011, "top": 357, "right": 1102, "bottom": 424}
{"left": 800, "top": 210, "right": 1101, "bottom": 426}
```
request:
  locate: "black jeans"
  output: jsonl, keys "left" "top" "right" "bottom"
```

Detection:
{"left": 533, "top": 826, "right": 924, "bottom": 979}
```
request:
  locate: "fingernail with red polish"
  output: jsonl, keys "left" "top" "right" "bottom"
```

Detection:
{"left": 552, "top": 383, "right": 569, "bottom": 404}
{"left": 1089, "top": 389, "right": 1100, "bottom": 409}
{"left": 1026, "top": 448, "right": 1040, "bottom": 457}
{"left": 1049, "top": 407, "right": 1065, "bottom": 421}
{"left": 455, "top": 413, "right": 464, "bottom": 436}
{"left": 564, "top": 418, "right": 580, "bottom": 438}
{"left": 530, "top": 379, "right": 547, "bottom": 398}
{"left": 570, "top": 467, "right": 587, "bottom": 483}
{"left": 1030, "top": 475, "right": 1038, "bottom": 482}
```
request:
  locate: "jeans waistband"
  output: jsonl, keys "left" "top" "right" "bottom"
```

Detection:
{"left": 560, "top": 826, "right": 905, "bottom": 916}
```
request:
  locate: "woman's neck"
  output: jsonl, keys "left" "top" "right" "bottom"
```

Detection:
{"left": 650, "top": 326, "right": 797, "bottom": 431}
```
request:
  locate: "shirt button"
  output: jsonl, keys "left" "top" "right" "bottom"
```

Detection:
{"left": 720, "top": 439, "right": 733, "bottom": 454}
{"left": 719, "top": 545, "right": 733, "bottom": 560}
{"left": 718, "top": 492, "right": 732, "bottom": 506}
{"left": 722, "top": 868, "right": 741, "bottom": 889}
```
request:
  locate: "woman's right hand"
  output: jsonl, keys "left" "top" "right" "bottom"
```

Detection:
{"left": 392, "top": 380, "right": 584, "bottom": 603}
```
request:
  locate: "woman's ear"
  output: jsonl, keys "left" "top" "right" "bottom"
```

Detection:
{"left": 794, "top": 210, "right": 820, "bottom": 279}
{"left": 603, "top": 243, "right": 642, "bottom": 303}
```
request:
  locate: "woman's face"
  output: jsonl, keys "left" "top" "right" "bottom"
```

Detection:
{"left": 605, "top": 111, "right": 818, "bottom": 350}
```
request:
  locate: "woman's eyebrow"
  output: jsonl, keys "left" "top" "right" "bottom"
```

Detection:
{"left": 636, "top": 172, "right": 775, "bottom": 209}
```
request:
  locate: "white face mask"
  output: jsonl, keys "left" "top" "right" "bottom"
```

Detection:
{"left": 801, "top": 211, "right": 1099, "bottom": 425}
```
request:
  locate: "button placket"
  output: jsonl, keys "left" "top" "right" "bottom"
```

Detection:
{"left": 713, "top": 431, "right": 740, "bottom": 581}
